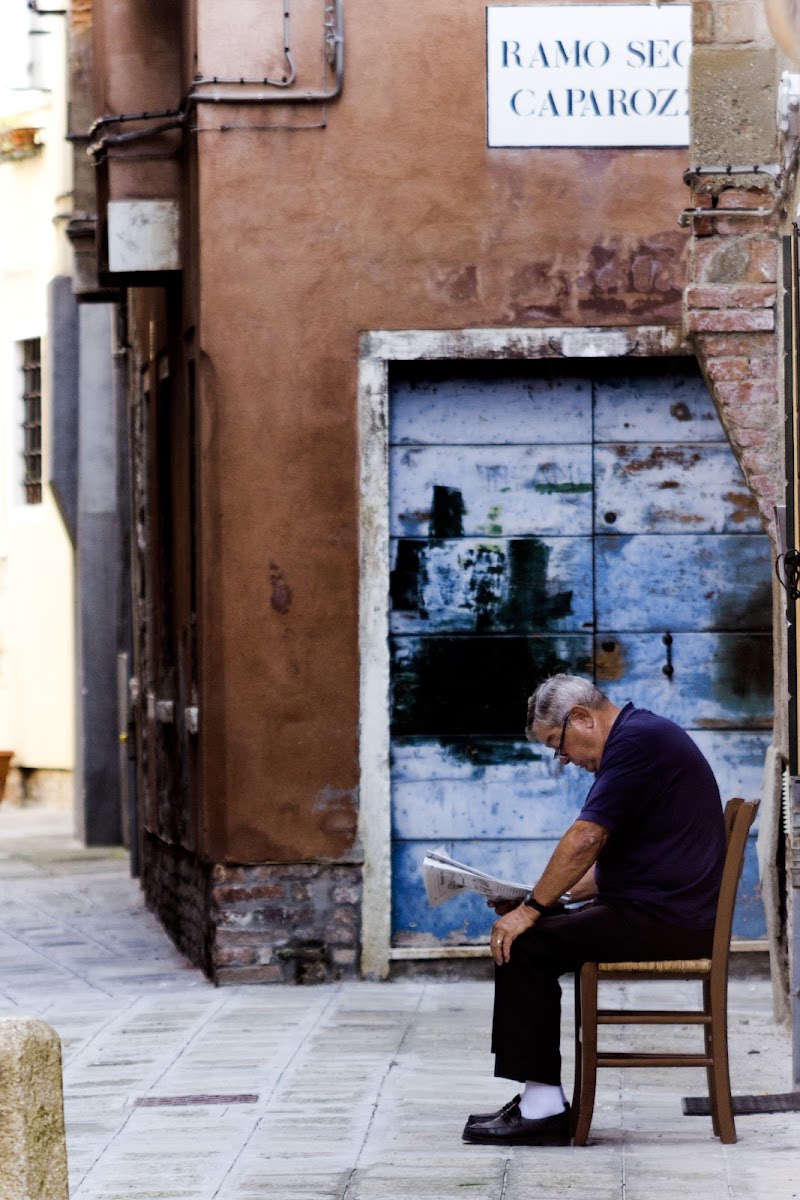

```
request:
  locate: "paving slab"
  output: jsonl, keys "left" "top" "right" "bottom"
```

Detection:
{"left": 0, "top": 803, "right": 798, "bottom": 1199}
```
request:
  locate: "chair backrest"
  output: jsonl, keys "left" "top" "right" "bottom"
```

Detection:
{"left": 723, "top": 797, "right": 744, "bottom": 845}
{"left": 711, "top": 798, "right": 759, "bottom": 974}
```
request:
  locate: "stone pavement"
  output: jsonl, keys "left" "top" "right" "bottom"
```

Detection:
{"left": 0, "top": 804, "right": 798, "bottom": 1200}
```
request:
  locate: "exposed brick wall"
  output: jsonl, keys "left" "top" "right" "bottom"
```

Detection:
{"left": 141, "top": 833, "right": 362, "bottom": 984}
{"left": 211, "top": 863, "right": 362, "bottom": 984}
{"left": 685, "top": 188, "right": 781, "bottom": 527}
{"left": 687, "top": 0, "right": 782, "bottom": 528}
{"left": 141, "top": 833, "right": 215, "bottom": 976}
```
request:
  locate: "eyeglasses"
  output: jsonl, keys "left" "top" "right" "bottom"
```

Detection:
{"left": 554, "top": 711, "right": 571, "bottom": 761}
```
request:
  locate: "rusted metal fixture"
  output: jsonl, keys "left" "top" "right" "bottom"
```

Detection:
{"left": 679, "top": 205, "right": 779, "bottom": 226}
{"left": 679, "top": 143, "right": 800, "bottom": 226}
{"left": 87, "top": 0, "right": 344, "bottom": 161}
{"left": 683, "top": 164, "right": 783, "bottom": 181}
{"left": 191, "top": 1, "right": 296, "bottom": 90}
{"left": 679, "top": 171, "right": 783, "bottom": 227}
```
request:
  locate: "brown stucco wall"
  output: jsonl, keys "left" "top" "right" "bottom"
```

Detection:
{"left": 190, "top": 1, "right": 691, "bottom": 867}
{"left": 87, "top": 0, "right": 715, "bottom": 979}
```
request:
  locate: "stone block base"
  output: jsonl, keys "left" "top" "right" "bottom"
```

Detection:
{"left": 141, "top": 832, "right": 362, "bottom": 984}
{"left": 0, "top": 1017, "right": 69, "bottom": 1200}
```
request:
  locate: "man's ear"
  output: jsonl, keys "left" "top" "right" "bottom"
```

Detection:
{"left": 570, "top": 705, "right": 593, "bottom": 729}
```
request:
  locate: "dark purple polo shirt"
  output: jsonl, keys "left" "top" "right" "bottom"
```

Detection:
{"left": 577, "top": 703, "right": 725, "bottom": 929}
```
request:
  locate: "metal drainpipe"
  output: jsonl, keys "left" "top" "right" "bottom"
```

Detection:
{"left": 187, "top": 0, "right": 343, "bottom": 106}
{"left": 190, "top": 1, "right": 298, "bottom": 90}
{"left": 679, "top": 166, "right": 781, "bottom": 226}
{"left": 86, "top": 0, "right": 343, "bottom": 159}
{"left": 679, "top": 205, "right": 779, "bottom": 226}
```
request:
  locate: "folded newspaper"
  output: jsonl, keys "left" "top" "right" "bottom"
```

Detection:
{"left": 422, "top": 846, "right": 531, "bottom": 908}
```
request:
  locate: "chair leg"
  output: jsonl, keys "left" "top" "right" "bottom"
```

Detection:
{"left": 570, "top": 969, "right": 583, "bottom": 1135}
{"left": 702, "top": 979, "right": 720, "bottom": 1138}
{"left": 709, "top": 978, "right": 736, "bottom": 1144}
{"left": 572, "top": 963, "right": 598, "bottom": 1146}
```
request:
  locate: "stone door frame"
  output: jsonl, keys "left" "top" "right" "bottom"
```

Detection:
{"left": 357, "top": 323, "right": 688, "bottom": 979}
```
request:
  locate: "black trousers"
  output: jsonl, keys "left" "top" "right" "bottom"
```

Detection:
{"left": 491, "top": 901, "right": 714, "bottom": 1085}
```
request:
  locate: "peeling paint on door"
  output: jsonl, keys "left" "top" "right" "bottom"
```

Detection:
{"left": 389, "top": 535, "right": 586, "bottom": 634}
{"left": 388, "top": 360, "right": 772, "bottom": 947}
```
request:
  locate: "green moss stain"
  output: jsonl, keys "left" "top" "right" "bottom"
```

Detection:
{"left": 531, "top": 481, "right": 592, "bottom": 495}
{"left": 476, "top": 505, "right": 504, "bottom": 535}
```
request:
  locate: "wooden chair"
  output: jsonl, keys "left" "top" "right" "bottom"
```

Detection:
{"left": 571, "top": 797, "right": 758, "bottom": 1146}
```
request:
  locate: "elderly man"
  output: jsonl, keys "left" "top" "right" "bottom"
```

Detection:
{"left": 462, "top": 674, "right": 725, "bottom": 1147}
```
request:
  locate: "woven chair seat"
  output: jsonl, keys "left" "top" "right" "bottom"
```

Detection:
{"left": 598, "top": 958, "right": 711, "bottom": 974}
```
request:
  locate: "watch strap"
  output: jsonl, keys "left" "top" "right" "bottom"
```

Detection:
{"left": 523, "top": 889, "right": 548, "bottom": 914}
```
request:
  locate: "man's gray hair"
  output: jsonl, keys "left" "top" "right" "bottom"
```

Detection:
{"left": 526, "top": 674, "right": 608, "bottom": 738}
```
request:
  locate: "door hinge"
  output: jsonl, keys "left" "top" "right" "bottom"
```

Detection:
{"left": 154, "top": 699, "right": 175, "bottom": 724}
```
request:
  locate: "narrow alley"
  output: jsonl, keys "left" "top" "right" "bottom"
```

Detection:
{"left": 0, "top": 804, "right": 796, "bottom": 1200}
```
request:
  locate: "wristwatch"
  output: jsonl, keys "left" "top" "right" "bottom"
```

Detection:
{"left": 523, "top": 889, "right": 549, "bottom": 915}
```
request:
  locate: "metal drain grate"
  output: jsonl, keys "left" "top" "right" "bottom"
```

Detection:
{"left": 682, "top": 1093, "right": 800, "bottom": 1116}
{"left": 135, "top": 1094, "right": 259, "bottom": 1107}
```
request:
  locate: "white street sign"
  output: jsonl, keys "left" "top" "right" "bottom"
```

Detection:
{"left": 487, "top": 5, "right": 691, "bottom": 148}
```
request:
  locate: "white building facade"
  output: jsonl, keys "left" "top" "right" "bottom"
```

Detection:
{"left": 0, "top": 0, "right": 74, "bottom": 803}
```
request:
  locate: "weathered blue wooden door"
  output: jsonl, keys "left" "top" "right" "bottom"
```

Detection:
{"left": 388, "top": 360, "right": 772, "bottom": 948}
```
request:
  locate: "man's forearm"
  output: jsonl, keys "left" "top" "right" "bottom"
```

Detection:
{"left": 531, "top": 820, "right": 608, "bottom": 907}
{"left": 566, "top": 864, "right": 598, "bottom": 903}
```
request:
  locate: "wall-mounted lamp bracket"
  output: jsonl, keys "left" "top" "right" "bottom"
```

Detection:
{"left": 776, "top": 549, "right": 800, "bottom": 601}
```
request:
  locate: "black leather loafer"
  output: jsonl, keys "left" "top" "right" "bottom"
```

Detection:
{"left": 462, "top": 1102, "right": 570, "bottom": 1146}
{"left": 466, "top": 1094, "right": 520, "bottom": 1126}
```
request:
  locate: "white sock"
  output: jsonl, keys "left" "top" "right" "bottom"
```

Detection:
{"left": 518, "top": 1081, "right": 566, "bottom": 1120}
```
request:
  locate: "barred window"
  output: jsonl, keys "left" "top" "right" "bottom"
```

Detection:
{"left": 20, "top": 338, "right": 42, "bottom": 505}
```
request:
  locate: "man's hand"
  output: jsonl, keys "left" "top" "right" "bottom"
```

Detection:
{"left": 487, "top": 819, "right": 609, "bottom": 966}
{"left": 487, "top": 898, "right": 519, "bottom": 916}
{"left": 490, "top": 904, "right": 537, "bottom": 965}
